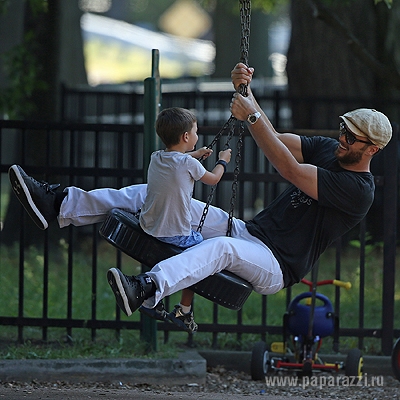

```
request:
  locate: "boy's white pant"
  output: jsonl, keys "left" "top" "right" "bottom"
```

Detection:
{"left": 59, "top": 184, "right": 284, "bottom": 308}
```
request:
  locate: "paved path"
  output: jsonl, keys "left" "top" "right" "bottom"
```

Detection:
{"left": 0, "top": 351, "right": 396, "bottom": 399}
{"left": 0, "top": 387, "right": 321, "bottom": 400}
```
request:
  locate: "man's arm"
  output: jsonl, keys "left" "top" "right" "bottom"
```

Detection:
{"left": 231, "top": 64, "right": 318, "bottom": 200}
{"left": 245, "top": 102, "right": 318, "bottom": 200}
{"left": 231, "top": 63, "right": 304, "bottom": 162}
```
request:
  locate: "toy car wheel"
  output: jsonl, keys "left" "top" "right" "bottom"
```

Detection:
{"left": 391, "top": 337, "right": 400, "bottom": 381}
{"left": 345, "top": 348, "right": 363, "bottom": 378}
{"left": 299, "top": 359, "right": 313, "bottom": 378}
{"left": 251, "top": 341, "right": 270, "bottom": 380}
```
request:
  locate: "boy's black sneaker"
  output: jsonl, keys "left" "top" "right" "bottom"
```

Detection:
{"left": 107, "top": 268, "right": 156, "bottom": 317}
{"left": 139, "top": 301, "right": 168, "bottom": 321}
{"left": 167, "top": 304, "right": 198, "bottom": 334}
{"left": 8, "top": 165, "right": 60, "bottom": 230}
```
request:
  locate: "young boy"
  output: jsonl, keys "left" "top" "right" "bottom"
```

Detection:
{"left": 138, "top": 107, "right": 231, "bottom": 333}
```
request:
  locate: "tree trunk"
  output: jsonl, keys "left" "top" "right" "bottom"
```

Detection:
{"left": 0, "top": 0, "right": 25, "bottom": 91}
{"left": 286, "top": 0, "right": 388, "bottom": 129}
{"left": 2, "top": 0, "right": 86, "bottom": 246}
{"left": 212, "top": 2, "right": 241, "bottom": 79}
{"left": 23, "top": 0, "right": 86, "bottom": 121}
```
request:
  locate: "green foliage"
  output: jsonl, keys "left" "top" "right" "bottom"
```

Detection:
{"left": 28, "top": 0, "right": 48, "bottom": 15}
{"left": 250, "top": 0, "right": 288, "bottom": 13}
{"left": 375, "top": 0, "right": 392, "bottom": 8}
{"left": 209, "top": 0, "right": 288, "bottom": 15}
{"left": 201, "top": 0, "right": 393, "bottom": 13}
{"left": 349, "top": 233, "right": 383, "bottom": 254}
{"left": 0, "top": 0, "right": 48, "bottom": 119}
{"left": 0, "top": 0, "right": 47, "bottom": 15}
{"left": 0, "top": 31, "right": 47, "bottom": 119}
{"left": 0, "top": 0, "right": 10, "bottom": 14}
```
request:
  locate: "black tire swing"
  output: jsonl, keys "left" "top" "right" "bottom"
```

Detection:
{"left": 99, "top": 0, "right": 253, "bottom": 311}
{"left": 99, "top": 209, "right": 252, "bottom": 310}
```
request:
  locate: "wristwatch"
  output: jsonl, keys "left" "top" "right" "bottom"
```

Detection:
{"left": 247, "top": 111, "right": 261, "bottom": 124}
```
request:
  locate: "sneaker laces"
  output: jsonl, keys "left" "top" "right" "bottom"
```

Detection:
{"left": 185, "top": 317, "right": 198, "bottom": 332}
{"left": 155, "top": 301, "right": 166, "bottom": 312}
{"left": 174, "top": 308, "right": 185, "bottom": 318}
{"left": 29, "top": 176, "right": 60, "bottom": 193}
{"left": 155, "top": 302, "right": 168, "bottom": 318}
{"left": 126, "top": 274, "right": 146, "bottom": 299}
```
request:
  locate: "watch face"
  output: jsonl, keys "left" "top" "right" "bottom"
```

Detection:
{"left": 247, "top": 112, "right": 260, "bottom": 124}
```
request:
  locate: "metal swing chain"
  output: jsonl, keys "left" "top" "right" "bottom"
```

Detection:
{"left": 226, "top": 0, "right": 251, "bottom": 236}
{"left": 196, "top": 116, "right": 236, "bottom": 234}
{"left": 197, "top": 0, "right": 251, "bottom": 235}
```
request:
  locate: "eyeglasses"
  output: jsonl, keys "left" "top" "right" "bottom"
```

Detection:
{"left": 339, "top": 122, "right": 373, "bottom": 146}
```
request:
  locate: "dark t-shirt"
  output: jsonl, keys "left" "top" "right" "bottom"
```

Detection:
{"left": 245, "top": 136, "right": 375, "bottom": 287}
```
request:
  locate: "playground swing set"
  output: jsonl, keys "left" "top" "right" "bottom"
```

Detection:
{"left": 100, "top": 0, "right": 254, "bottom": 313}
{"left": 98, "top": 0, "right": 379, "bottom": 382}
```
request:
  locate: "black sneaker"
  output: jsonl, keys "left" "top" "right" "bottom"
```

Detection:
{"left": 8, "top": 165, "right": 60, "bottom": 230}
{"left": 139, "top": 301, "right": 169, "bottom": 321}
{"left": 107, "top": 268, "right": 156, "bottom": 317}
{"left": 167, "top": 304, "right": 198, "bottom": 334}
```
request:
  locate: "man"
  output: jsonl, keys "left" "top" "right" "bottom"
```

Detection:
{"left": 9, "top": 63, "right": 392, "bottom": 320}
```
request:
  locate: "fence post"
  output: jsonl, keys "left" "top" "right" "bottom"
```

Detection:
{"left": 381, "top": 123, "right": 398, "bottom": 355}
{"left": 143, "top": 49, "right": 161, "bottom": 173}
{"left": 141, "top": 49, "right": 161, "bottom": 351}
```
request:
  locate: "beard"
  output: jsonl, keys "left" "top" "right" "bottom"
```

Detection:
{"left": 334, "top": 146, "right": 364, "bottom": 166}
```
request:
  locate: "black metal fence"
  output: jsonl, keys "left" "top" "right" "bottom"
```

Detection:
{"left": 0, "top": 116, "right": 398, "bottom": 355}
{"left": 60, "top": 79, "right": 400, "bottom": 131}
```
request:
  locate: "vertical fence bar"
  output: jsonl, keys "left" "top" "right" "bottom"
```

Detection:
{"left": 141, "top": 49, "right": 161, "bottom": 351}
{"left": 273, "top": 90, "right": 281, "bottom": 129}
{"left": 17, "top": 128, "right": 27, "bottom": 343}
{"left": 42, "top": 127, "right": 53, "bottom": 342}
{"left": 358, "top": 218, "right": 366, "bottom": 351}
{"left": 60, "top": 84, "right": 66, "bottom": 121}
{"left": 67, "top": 224, "right": 74, "bottom": 343}
{"left": 212, "top": 303, "right": 219, "bottom": 349}
{"left": 381, "top": 124, "right": 398, "bottom": 355}
{"left": 261, "top": 295, "right": 267, "bottom": 342}
{"left": 91, "top": 130, "right": 101, "bottom": 341}
{"left": 333, "top": 238, "right": 342, "bottom": 353}
{"left": 66, "top": 129, "right": 76, "bottom": 342}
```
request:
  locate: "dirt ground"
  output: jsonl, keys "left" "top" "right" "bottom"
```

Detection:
{"left": 1, "top": 367, "right": 399, "bottom": 400}
{"left": 0, "top": 387, "right": 324, "bottom": 400}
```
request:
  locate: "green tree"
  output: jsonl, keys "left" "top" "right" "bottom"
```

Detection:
{"left": 0, "top": 0, "right": 86, "bottom": 120}
{"left": 210, "top": 0, "right": 398, "bottom": 125}
{"left": 286, "top": 0, "right": 400, "bottom": 128}
{"left": 0, "top": 0, "right": 86, "bottom": 245}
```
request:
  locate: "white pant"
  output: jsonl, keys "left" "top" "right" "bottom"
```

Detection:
{"left": 59, "top": 184, "right": 284, "bottom": 308}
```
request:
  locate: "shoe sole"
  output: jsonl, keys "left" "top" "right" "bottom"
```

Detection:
{"left": 9, "top": 165, "right": 48, "bottom": 230}
{"left": 107, "top": 268, "right": 133, "bottom": 316}
{"left": 139, "top": 306, "right": 168, "bottom": 322}
{"left": 167, "top": 313, "right": 198, "bottom": 333}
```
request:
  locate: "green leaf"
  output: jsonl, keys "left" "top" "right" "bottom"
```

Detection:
{"left": 374, "top": 0, "right": 392, "bottom": 8}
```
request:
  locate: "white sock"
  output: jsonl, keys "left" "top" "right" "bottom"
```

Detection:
{"left": 179, "top": 304, "right": 191, "bottom": 314}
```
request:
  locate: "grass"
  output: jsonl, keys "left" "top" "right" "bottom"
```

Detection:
{"left": 0, "top": 326, "right": 181, "bottom": 360}
{"left": 0, "top": 237, "right": 399, "bottom": 360}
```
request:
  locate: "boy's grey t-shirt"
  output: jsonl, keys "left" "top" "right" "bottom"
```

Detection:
{"left": 140, "top": 150, "right": 206, "bottom": 237}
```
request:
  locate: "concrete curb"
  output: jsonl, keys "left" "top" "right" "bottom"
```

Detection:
{"left": 0, "top": 351, "right": 394, "bottom": 385}
{"left": 0, "top": 351, "right": 206, "bottom": 385}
